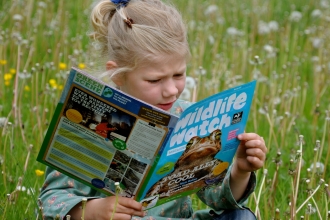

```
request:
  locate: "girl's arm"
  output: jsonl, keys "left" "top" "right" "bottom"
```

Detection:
{"left": 39, "top": 168, "right": 144, "bottom": 219}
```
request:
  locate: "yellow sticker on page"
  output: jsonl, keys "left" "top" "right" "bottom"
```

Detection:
{"left": 66, "top": 109, "right": 83, "bottom": 123}
{"left": 212, "top": 162, "right": 229, "bottom": 176}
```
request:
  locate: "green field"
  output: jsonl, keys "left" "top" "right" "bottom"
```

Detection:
{"left": 0, "top": 0, "right": 329, "bottom": 219}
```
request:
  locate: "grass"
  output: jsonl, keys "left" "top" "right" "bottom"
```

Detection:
{"left": 0, "top": 0, "right": 329, "bottom": 219}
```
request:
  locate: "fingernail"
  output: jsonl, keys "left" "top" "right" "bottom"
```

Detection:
{"left": 237, "top": 134, "right": 242, "bottom": 139}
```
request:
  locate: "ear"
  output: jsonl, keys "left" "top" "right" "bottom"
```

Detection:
{"left": 106, "top": 61, "right": 117, "bottom": 70}
{"left": 106, "top": 61, "right": 124, "bottom": 87}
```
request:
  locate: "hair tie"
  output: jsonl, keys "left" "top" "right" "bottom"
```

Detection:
{"left": 111, "top": 0, "right": 134, "bottom": 29}
{"left": 124, "top": 17, "right": 133, "bottom": 28}
{"left": 111, "top": 0, "right": 131, "bottom": 8}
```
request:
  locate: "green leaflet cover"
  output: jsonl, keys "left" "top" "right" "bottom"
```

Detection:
{"left": 37, "top": 67, "right": 256, "bottom": 210}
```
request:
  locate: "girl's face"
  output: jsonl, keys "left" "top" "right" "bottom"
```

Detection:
{"left": 116, "top": 54, "right": 186, "bottom": 111}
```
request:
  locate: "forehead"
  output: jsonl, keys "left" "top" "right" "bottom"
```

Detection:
{"left": 138, "top": 53, "right": 187, "bottom": 72}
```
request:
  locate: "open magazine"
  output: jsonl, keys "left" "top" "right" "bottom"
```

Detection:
{"left": 37, "top": 67, "right": 256, "bottom": 210}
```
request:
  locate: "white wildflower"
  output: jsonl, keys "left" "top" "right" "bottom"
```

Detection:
{"left": 309, "top": 162, "right": 325, "bottom": 173}
{"left": 252, "top": 70, "right": 268, "bottom": 82}
{"left": 311, "top": 56, "right": 319, "bottom": 62}
{"left": 38, "top": 1, "right": 47, "bottom": 8}
{"left": 226, "top": 27, "right": 244, "bottom": 37}
{"left": 258, "top": 21, "right": 270, "bottom": 35}
{"left": 180, "top": 88, "right": 191, "bottom": 101}
{"left": 264, "top": 44, "right": 275, "bottom": 54}
{"left": 320, "top": 0, "right": 329, "bottom": 8}
{"left": 208, "top": 35, "right": 215, "bottom": 45}
{"left": 311, "top": 38, "right": 323, "bottom": 48}
{"left": 273, "top": 97, "right": 281, "bottom": 105}
{"left": 258, "top": 107, "right": 267, "bottom": 115}
{"left": 289, "top": 11, "right": 302, "bottom": 22}
{"left": 13, "top": 14, "right": 23, "bottom": 21}
{"left": 315, "top": 65, "right": 322, "bottom": 72}
{"left": 204, "top": 5, "right": 218, "bottom": 15}
{"left": 216, "top": 17, "right": 225, "bottom": 24}
{"left": 305, "top": 204, "right": 316, "bottom": 215}
{"left": 311, "top": 9, "right": 322, "bottom": 18}
{"left": 16, "top": 186, "right": 27, "bottom": 191}
{"left": 194, "top": 66, "right": 206, "bottom": 75}
{"left": 185, "top": 76, "right": 196, "bottom": 89}
{"left": 18, "top": 71, "right": 32, "bottom": 79}
{"left": 275, "top": 116, "right": 283, "bottom": 125}
{"left": 0, "top": 117, "right": 7, "bottom": 128}
{"left": 263, "top": 44, "right": 277, "bottom": 58}
{"left": 268, "top": 20, "right": 279, "bottom": 31}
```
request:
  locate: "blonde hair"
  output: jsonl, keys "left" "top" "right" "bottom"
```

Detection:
{"left": 89, "top": 0, "right": 189, "bottom": 82}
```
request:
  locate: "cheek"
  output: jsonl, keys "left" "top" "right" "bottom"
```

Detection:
{"left": 177, "top": 80, "right": 186, "bottom": 95}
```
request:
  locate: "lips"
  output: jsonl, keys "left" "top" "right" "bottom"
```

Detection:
{"left": 157, "top": 101, "right": 175, "bottom": 111}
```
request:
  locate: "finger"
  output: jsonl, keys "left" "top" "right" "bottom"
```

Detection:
{"left": 246, "top": 156, "right": 265, "bottom": 169}
{"left": 113, "top": 206, "right": 145, "bottom": 217}
{"left": 112, "top": 202, "right": 145, "bottom": 217}
{"left": 237, "top": 133, "right": 263, "bottom": 141}
{"left": 246, "top": 148, "right": 266, "bottom": 161}
{"left": 117, "top": 198, "right": 143, "bottom": 211}
{"left": 109, "top": 213, "right": 133, "bottom": 220}
{"left": 244, "top": 140, "right": 267, "bottom": 153}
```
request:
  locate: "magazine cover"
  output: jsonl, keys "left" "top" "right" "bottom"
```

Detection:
{"left": 37, "top": 67, "right": 179, "bottom": 198}
{"left": 137, "top": 80, "right": 256, "bottom": 210}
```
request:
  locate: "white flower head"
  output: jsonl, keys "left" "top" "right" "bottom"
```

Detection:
{"left": 311, "top": 38, "right": 323, "bottom": 48}
{"left": 320, "top": 0, "right": 329, "bottom": 9}
{"left": 208, "top": 35, "right": 215, "bottom": 45}
{"left": 0, "top": 117, "right": 7, "bottom": 128}
{"left": 309, "top": 162, "right": 325, "bottom": 173}
{"left": 311, "top": 56, "right": 319, "bottom": 62}
{"left": 258, "top": 21, "right": 270, "bottom": 35}
{"left": 311, "top": 9, "right": 322, "bottom": 18}
{"left": 185, "top": 76, "right": 196, "bottom": 89}
{"left": 226, "top": 27, "right": 244, "bottom": 37}
{"left": 258, "top": 107, "right": 267, "bottom": 115}
{"left": 273, "top": 97, "right": 281, "bottom": 105}
{"left": 194, "top": 66, "right": 206, "bottom": 76}
{"left": 18, "top": 71, "right": 32, "bottom": 79}
{"left": 13, "top": 14, "right": 23, "bottom": 21}
{"left": 289, "top": 11, "right": 302, "bottom": 22}
{"left": 180, "top": 88, "right": 191, "bottom": 101}
{"left": 38, "top": 1, "right": 47, "bottom": 8}
{"left": 264, "top": 44, "right": 274, "bottom": 53}
{"left": 16, "top": 186, "right": 27, "bottom": 191}
{"left": 204, "top": 5, "right": 218, "bottom": 15}
{"left": 268, "top": 21, "right": 279, "bottom": 31}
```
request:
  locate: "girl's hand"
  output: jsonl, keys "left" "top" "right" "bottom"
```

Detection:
{"left": 229, "top": 133, "right": 267, "bottom": 201}
{"left": 235, "top": 133, "right": 267, "bottom": 174}
{"left": 69, "top": 196, "right": 145, "bottom": 220}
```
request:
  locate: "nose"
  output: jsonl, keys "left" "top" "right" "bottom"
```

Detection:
{"left": 163, "top": 79, "right": 178, "bottom": 98}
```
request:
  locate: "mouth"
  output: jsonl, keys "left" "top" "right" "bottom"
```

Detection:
{"left": 157, "top": 101, "right": 175, "bottom": 111}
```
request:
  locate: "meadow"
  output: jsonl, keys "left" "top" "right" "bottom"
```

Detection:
{"left": 0, "top": 0, "right": 329, "bottom": 219}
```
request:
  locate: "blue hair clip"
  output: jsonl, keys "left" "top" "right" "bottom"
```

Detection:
{"left": 111, "top": 0, "right": 131, "bottom": 8}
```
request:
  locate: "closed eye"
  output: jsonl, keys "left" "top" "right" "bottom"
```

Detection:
{"left": 174, "top": 73, "right": 185, "bottom": 78}
{"left": 146, "top": 79, "right": 161, "bottom": 83}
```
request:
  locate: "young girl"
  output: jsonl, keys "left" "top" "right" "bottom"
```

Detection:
{"left": 39, "top": 0, "right": 267, "bottom": 219}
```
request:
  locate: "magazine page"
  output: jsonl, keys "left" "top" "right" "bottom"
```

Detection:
{"left": 138, "top": 81, "right": 257, "bottom": 210}
{"left": 37, "top": 67, "right": 178, "bottom": 198}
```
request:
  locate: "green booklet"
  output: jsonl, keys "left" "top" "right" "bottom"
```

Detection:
{"left": 37, "top": 67, "right": 256, "bottom": 210}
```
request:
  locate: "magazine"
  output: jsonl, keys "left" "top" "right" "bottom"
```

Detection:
{"left": 37, "top": 67, "right": 256, "bottom": 210}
